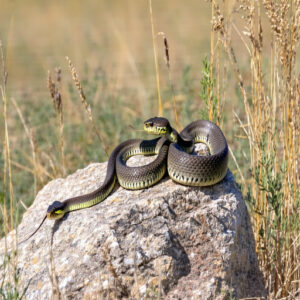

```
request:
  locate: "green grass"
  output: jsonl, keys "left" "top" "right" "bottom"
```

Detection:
{"left": 0, "top": 253, "right": 30, "bottom": 300}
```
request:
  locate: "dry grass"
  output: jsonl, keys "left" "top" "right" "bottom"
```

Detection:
{"left": 158, "top": 31, "right": 180, "bottom": 129}
{"left": 208, "top": 0, "right": 300, "bottom": 297}
{"left": 149, "top": 0, "right": 163, "bottom": 117}
{"left": 66, "top": 56, "right": 109, "bottom": 158}
{"left": 48, "top": 67, "right": 66, "bottom": 176}
{"left": 1, "top": 40, "right": 19, "bottom": 298}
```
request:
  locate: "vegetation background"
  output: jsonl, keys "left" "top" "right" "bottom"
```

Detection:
{"left": 0, "top": 0, "right": 299, "bottom": 298}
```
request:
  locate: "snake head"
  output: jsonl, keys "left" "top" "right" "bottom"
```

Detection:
{"left": 47, "top": 201, "right": 66, "bottom": 220}
{"left": 144, "top": 117, "right": 172, "bottom": 135}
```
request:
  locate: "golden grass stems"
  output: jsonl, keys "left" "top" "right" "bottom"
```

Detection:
{"left": 210, "top": 3, "right": 216, "bottom": 123}
{"left": 1, "top": 43, "right": 14, "bottom": 235}
{"left": 210, "top": 0, "right": 254, "bottom": 147}
{"left": 206, "top": 1, "right": 225, "bottom": 126}
{"left": 11, "top": 97, "right": 38, "bottom": 195}
{"left": 158, "top": 32, "right": 179, "bottom": 129}
{"left": 0, "top": 39, "right": 17, "bottom": 286}
{"left": 228, "top": 145, "right": 246, "bottom": 185}
{"left": 149, "top": 0, "right": 163, "bottom": 117}
{"left": 48, "top": 68, "right": 66, "bottom": 176}
{"left": 208, "top": 0, "right": 300, "bottom": 297}
{"left": 66, "top": 56, "right": 109, "bottom": 158}
{"left": 1, "top": 43, "right": 8, "bottom": 249}
{"left": 6, "top": 78, "right": 58, "bottom": 209}
{"left": 38, "top": 152, "right": 56, "bottom": 181}
{"left": 216, "top": 38, "right": 221, "bottom": 126}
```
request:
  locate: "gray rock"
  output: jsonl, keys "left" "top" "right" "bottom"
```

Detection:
{"left": 0, "top": 154, "right": 266, "bottom": 299}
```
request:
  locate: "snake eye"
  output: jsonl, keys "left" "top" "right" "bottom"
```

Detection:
{"left": 47, "top": 201, "right": 64, "bottom": 213}
{"left": 145, "top": 122, "right": 153, "bottom": 127}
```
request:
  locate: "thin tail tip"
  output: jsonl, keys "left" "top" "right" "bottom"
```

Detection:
{"left": 18, "top": 214, "right": 47, "bottom": 245}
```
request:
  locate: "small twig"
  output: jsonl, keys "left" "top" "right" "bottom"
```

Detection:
{"left": 158, "top": 32, "right": 179, "bottom": 129}
{"left": 228, "top": 145, "right": 246, "bottom": 185}
{"left": 48, "top": 69, "right": 66, "bottom": 176}
{"left": 11, "top": 97, "right": 38, "bottom": 195}
{"left": 149, "top": 0, "right": 163, "bottom": 117}
{"left": 66, "top": 56, "right": 109, "bottom": 158}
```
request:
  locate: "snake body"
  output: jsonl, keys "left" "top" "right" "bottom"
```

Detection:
{"left": 38, "top": 118, "right": 228, "bottom": 223}
{"left": 168, "top": 120, "right": 228, "bottom": 186}
{"left": 19, "top": 117, "right": 228, "bottom": 242}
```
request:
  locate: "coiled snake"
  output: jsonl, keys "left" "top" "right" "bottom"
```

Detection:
{"left": 21, "top": 117, "right": 228, "bottom": 242}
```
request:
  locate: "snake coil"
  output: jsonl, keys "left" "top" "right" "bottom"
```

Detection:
{"left": 20, "top": 117, "right": 228, "bottom": 243}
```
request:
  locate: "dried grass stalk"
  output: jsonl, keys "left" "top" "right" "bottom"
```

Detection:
{"left": 66, "top": 56, "right": 108, "bottom": 157}
{"left": 48, "top": 68, "right": 66, "bottom": 175}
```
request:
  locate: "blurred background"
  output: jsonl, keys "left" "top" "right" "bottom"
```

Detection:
{"left": 1, "top": 0, "right": 213, "bottom": 96}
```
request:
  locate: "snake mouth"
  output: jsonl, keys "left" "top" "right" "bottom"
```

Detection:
{"left": 144, "top": 117, "right": 171, "bottom": 136}
{"left": 47, "top": 201, "right": 66, "bottom": 220}
{"left": 47, "top": 211, "right": 65, "bottom": 220}
{"left": 144, "top": 124, "right": 168, "bottom": 135}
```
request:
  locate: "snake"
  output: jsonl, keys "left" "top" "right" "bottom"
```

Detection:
{"left": 20, "top": 117, "right": 228, "bottom": 243}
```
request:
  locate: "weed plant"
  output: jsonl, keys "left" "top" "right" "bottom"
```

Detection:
{"left": 207, "top": 0, "right": 300, "bottom": 297}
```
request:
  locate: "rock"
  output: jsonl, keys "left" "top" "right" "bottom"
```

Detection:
{"left": 0, "top": 154, "right": 266, "bottom": 299}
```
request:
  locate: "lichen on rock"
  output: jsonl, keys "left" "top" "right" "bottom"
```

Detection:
{"left": 0, "top": 155, "right": 266, "bottom": 299}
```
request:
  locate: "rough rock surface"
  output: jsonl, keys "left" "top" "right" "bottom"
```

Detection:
{"left": 0, "top": 154, "right": 266, "bottom": 299}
